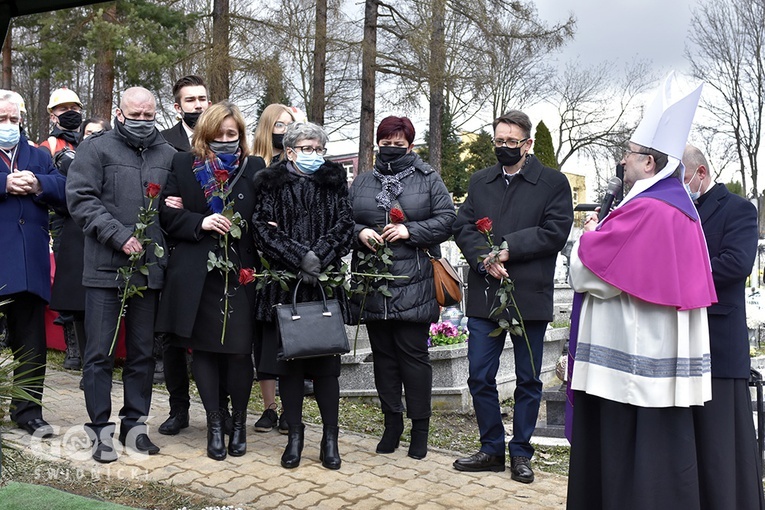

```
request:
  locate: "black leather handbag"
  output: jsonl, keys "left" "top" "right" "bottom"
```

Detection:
{"left": 276, "top": 279, "right": 350, "bottom": 361}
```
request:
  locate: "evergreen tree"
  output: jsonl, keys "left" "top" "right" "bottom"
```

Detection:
{"left": 726, "top": 181, "right": 744, "bottom": 197}
{"left": 256, "top": 53, "right": 291, "bottom": 118}
{"left": 463, "top": 130, "right": 496, "bottom": 175}
{"left": 534, "top": 120, "right": 558, "bottom": 169}
{"left": 420, "top": 108, "right": 467, "bottom": 198}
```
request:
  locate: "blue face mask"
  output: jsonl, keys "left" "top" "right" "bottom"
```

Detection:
{"left": 294, "top": 151, "right": 325, "bottom": 174}
{"left": 684, "top": 169, "right": 702, "bottom": 201}
{"left": 0, "top": 123, "right": 20, "bottom": 149}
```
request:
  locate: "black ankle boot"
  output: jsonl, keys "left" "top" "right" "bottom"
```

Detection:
{"left": 62, "top": 322, "right": 81, "bottom": 370}
{"left": 281, "top": 424, "right": 304, "bottom": 469}
{"left": 376, "top": 412, "right": 404, "bottom": 454}
{"left": 408, "top": 418, "right": 429, "bottom": 460}
{"left": 228, "top": 410, "right": 247, "bottom": 457}
{"left": 320, "top": 425, "right": 341, "bottom": 470}
{"left": 206, "top": 411, "right": 227, "bottom": 461}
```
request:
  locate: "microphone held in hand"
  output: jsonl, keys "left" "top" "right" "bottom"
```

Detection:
{"left": 598, "top": 176, "right": 623, "bottom": 222}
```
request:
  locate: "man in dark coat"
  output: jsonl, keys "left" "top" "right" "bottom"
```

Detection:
{"left": 67, "top": 86, "right": 174, "bottom": 463}
{"left": 156, "top": 75, "right": 210, "bottom": 436}
{"left": 160, "top": 75, "right": 210, "bottom": 152}
{"left": 0, "top": 89, "right": 66, "bottom": 438}
{"left": 683, "top": 144, "right": 765, "bottom": 509}
{"left": 452, "top": 110, "right": 573, "bottom": 482}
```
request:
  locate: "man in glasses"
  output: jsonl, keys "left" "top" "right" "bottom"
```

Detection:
{"left": 566, "top": 74, "right": 717, "bottom": 509}
{"left": 67, "top": 86, "right": 175, "bottom": 463}
{"left": 452, "top": 110, "right": 573, "bottom": 483}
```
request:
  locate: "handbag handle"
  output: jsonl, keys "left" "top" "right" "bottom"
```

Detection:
{"left": 290, "top": 277, "right": 331, "bottom": 320}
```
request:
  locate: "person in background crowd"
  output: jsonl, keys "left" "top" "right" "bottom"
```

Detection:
{"left": 160, "top": 75, "right": 211, "bottom": 152}
{"left": 157, "top": 102, "right": 264, "bottom": 460}
{"left": 251, "top": 122, "right": 354, "bottom": 470}
{"left": 348, "top": 115, "right": 455, "bottom": 460}
{"left": 452, "top": 109, "right": 573, "bottom": 483}
{"left": 0, "top": 89, "right": 66, "bottom": 439}
{"left": 67, "top": 86, "right": 174, "bottom": 463}
{"left": 41, "top": 88, "right": 84, "bottom": 368}
{"left": 250, "top": 103, "right": 296, "bottom": 435}
{"left": 50, "top": 117, "right": 111, "bottom": 381}
{"left": 157, "top": 75, "right": 214, "bottom": 437}
{"left": 682, "top": 144, "right": 765, "bottom": 510}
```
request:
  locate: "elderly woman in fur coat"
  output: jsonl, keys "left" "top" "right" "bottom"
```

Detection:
{"left": 251, "top": 122, "right": 354, "bottom": 471}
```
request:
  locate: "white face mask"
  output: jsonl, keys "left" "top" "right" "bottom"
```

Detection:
{"left": 684, "top": 169, "right": 702, "bottom": 201}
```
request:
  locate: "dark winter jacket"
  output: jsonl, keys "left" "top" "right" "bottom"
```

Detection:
{"left": 0, "top": 134, "right": 66, "bottom": 301}
{"left": 348, "top": 154, "right": 456, "bottom": 323}
{"left": 453, "top": 155, "right": 573, "bottom": 321}
{"left": 67, "top": 126, "right": 175, "bottom": 289}
{"left": 156, "top": 153, "right": 265, "bottom": 338}
{"left": 251, "top": 159, "right": 354, "bottom": 322}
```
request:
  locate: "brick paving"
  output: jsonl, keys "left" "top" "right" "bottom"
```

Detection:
{"left": 4, "top": 369, "right": 569, "bottom": 509}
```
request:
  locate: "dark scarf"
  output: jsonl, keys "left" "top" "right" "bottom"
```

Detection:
{"left": 373, "top": 151, "right": 417, "bottom": 210}
{"left": 50, "top": 125, "right": 80, "bottom": 147}
{"left": 192, "top": 150, "right": 241, "bottom": 213}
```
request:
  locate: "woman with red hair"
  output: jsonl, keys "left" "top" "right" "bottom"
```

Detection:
{"left": 348, "top": 116, "right": 456, "bottom": 460}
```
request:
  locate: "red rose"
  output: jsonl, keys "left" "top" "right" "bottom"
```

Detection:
{"left": 238, "top": 268, "right": 256, "bottom": 286}
{"left": 145, "top": 182, "right": 161, "bottom": 199}
{"left": 389, "top": 207, "right": 405, "bottom": 224}
{"left": 213, "top": 169, "right": 229, "bottom": 184}
{"left": 476, "top": 217, "right": 493, "bottom": 234}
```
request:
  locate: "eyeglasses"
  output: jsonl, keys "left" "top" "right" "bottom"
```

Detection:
{"left": 290, "top": 145, "right": 327, "bottom": 155}
{"left": 274, "top": 121, "right": 291, "bottom": 131}
{"left": 622, "top": 147, "right": 652, "bottom": 159}
{"left": 493, "top": 138, "right": 528, "bottom": 149}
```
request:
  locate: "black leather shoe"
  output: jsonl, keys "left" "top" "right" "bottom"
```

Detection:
{"left": 119, "top": 431, "right": 160, "bottom": 455}
{"left": 19, "top": 418, "right": 54, "bottom": 439}
{"left": 158, "top": 411, "right": 189, "bottom": 436}
{"left": 92, "top": 438, "right": 118, "bottom": 464}
{"left": 453, "top": 451, "right": 505, "bottom": 472}
{"left": 510, "top": 456, "right": 534, "bottom": 483}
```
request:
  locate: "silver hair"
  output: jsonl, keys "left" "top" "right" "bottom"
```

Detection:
{"left": 0, "top": 89, "right": 21, "bottom": 116}
{"left": 283, "top": 121, "right": 328, "bottom": 148}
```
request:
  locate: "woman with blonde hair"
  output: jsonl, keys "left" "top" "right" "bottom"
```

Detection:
{"left": 157, "top": 101, "right": 265, "bottom": 460}
{"left": 252, "top": 103, "right": 295, "bottom": 164}
{"left": 250, "top": 103, "right": 296, "bottom": 435}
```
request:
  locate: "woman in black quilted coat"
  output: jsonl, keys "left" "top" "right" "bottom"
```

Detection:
{"left": 251, "top": 122, "right": 354, "bottom": 470}
{"left": 348, "top": 116, "right": 456, "bottom": 460}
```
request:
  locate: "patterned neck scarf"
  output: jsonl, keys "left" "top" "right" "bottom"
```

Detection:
{"left": 373, "top": 166, "right": 416, "bottom": 210}
{"left": 192, "top": 150, "right": 241, "bottom": 213}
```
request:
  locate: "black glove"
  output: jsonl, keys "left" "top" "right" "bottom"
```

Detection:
{"left": 300, "top": 250, "right": 321, "bottom": 276}
{"left": 299, "top": 270, "right": 318, "bottom": 286}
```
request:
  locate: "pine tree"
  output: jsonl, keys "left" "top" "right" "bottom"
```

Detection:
{"left": 256, "top": 54, "right": 291, "bottom": 118}
{"left": 463, "top": 130, "right": 496, "bottom": 175}
{"left": 420, "top": 108, "right": 467, "bottom": 197}
{"left": 534, "top": 120, "right": 558, "bottom": 169}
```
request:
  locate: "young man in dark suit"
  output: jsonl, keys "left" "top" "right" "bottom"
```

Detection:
{"left": 156, "top": 75, "right": 211, "bottom": 436}
{"left": 160, "top": 75, "right": 210, "bottom": 152}
{"left": 683, "top": 144, "right": 765, "bottom": 510}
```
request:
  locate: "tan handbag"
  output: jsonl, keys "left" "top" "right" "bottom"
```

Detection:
{"left": 424, "top": 249, "right": 463, "bottom": 307}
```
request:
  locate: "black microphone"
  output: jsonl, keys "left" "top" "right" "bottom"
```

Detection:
{"left": 598, "top": 176, "right": 622, "bottom": 222}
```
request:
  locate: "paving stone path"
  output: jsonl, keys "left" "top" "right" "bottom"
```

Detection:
{"left": 4, "top": 369, "right": 569, "bottom": 509}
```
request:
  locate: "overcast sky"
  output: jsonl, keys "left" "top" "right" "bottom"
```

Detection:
{"left": 535, "top": 0, "right": 698, "bottom": 72}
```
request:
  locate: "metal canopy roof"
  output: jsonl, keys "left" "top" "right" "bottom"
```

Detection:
{"left": 0, "top": 0, "right": 108, "bottom": 43}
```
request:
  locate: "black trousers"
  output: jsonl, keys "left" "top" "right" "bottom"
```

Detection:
{"left": 83, "top": 287, "right": 157, "bottom": 436}
{"left": 162, "top": 342, "right": 190, "bottom": 415}
{"left": 366, "top": 320, "right": 431, "bottom": 419}
{"left": 4, "top": 292, "right": 47, "bottom": 424}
